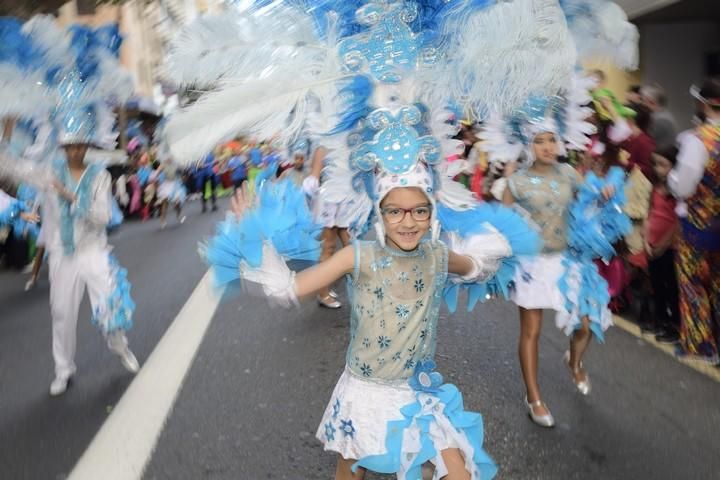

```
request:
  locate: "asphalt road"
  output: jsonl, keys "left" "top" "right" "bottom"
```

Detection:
{"left": 1, "top": 198, "right": 719, "bottom": 480}
{"left": 0, "top": 200, "right": 226, "bottom": 480}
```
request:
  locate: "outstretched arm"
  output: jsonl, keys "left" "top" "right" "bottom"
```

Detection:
{"left": 448, "top": 251, "right": 475, "bottom": 277}
{"left": 295, "top": 245, "right": 354, "bottom": 298}
{"left": 229, "top": 188, "right": 354, "bottom": 302}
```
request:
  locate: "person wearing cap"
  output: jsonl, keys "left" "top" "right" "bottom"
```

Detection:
{"left": 669, "top": 79, "right": 720, "bottom": 365}
{"left": 40, "top": 123, "right": 140, "bottom": 396}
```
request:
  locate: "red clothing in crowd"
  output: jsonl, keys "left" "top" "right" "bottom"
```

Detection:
{"left": 622, "top": 132, "right": 656, "bottom": 180}
{"left": 646, "top": 188, "right": 678, "bottom": 247}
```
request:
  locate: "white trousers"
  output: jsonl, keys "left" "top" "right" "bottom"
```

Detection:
{"left": 49, "top": 247, "right": 127, "bottom": 377}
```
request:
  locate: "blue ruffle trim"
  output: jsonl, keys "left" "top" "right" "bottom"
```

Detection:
{"left": 203, "top": 178, "right": 322, "bottom": 290}
{"left": 92, "top": 254, "right": 134, "bottom": 334}
{"left": 558, "top": 167, "right": 629, "bottom": 341}
{"left": 353, "top": 382, "right": 497, "bottom": 479}
{"left": 557, "top": 256, "right": 610, "bottom": 342}
{"left": 438, "top": 203, "right": 542, "bottom": 312}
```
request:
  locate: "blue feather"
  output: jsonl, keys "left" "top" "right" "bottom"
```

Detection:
{"left": 202, "top": 178, "right": 322, "bottom": 291}
{"left": 556, "top": 166, "right": 631, "bottom": 341}
{"left": 567, "top": 166, "right": 630, "bottom": 261}
{"left": 330, "top": 75, "right": 374, "bottom": 134}
{"left": 438, "top": 202, "right": 542, "bottom": 311}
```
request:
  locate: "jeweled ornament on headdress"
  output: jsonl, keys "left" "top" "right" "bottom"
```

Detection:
{"left": 350, "top": 105, "right": 440, "bottom": 175}
{"left": 338, "top": 1, "right": 436, "bottom": 84}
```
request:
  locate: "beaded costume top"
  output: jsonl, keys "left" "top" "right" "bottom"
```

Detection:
{"left": 508, "top": 163, "right": 578, "bottom": 253}
{"left": 346, "top": 240, "right": 447, "bottom": 382}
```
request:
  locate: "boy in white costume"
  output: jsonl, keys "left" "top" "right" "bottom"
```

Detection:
{"left": 44, "top": 140, "right": 139, "bottom": 396}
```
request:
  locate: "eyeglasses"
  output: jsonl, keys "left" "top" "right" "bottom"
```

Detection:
{"left": 380, "top": 205, "right": 432, "bottom": 224}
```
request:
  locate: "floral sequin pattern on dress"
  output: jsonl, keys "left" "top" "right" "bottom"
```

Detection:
{"left": 344, "top": 240, "right": 448, "bottom": 382}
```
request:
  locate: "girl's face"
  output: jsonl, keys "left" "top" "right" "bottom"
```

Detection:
{"left": 380, "top": 187, "right": 432, "bottom": 252}
{"left": 531, "top": 132, "right": 559, "bottom": 166}
{"left": 652, "top": 154, "right": 672, "bottom": 180}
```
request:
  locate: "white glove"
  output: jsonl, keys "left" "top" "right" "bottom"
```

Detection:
{"left": 447, "top": 225, "right": 512, "bottom": 283}
{"left": 490, "top": 177, "right": 508, "bottom": 201}
{"left": 302, "top": 175, "right": 319, "bottom": 197}
{"left": 239, "top": 242, "right": 299, "bottom": 308}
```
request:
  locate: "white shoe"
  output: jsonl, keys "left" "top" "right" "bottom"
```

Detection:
{"left": 50, "top": 375, "right": 71, "bottom": 396}
{"left": 179, "top": 215, "right": 186, "bottom": 224}
{"left": 118, "top": 348, "right": 140, "bottom": 373}
{"left": 563, "top": 351, "right": 591, "bottom": 396}
{"left": 24, "top": 278, "right": 36, "bottom": 291}
{"left": 107, "top": 332, "right": 140, "bottom": 374}
{"left": 317, "top": 294, "right": 341, "bottom": 309}
{"left": 525, "top": 396, "right": 555, "bottom": 428}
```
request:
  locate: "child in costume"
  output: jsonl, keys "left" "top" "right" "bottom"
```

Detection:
{"left": 0, "top": 16, "right": 139, "bottom": 396}
{"left": 156, "top": 158, "right": 187, "bottom": 229}
{"left": 210, "top": 156, "right": 514, "bottom": 479}
{"left": 43, "top": 141, "right": 139, "bottom": 395}
{"left": 502, "top": 106, "right": 629, "bottom": 428}
{"left": 161, "top": 1, "right": 639, "bottom": 474}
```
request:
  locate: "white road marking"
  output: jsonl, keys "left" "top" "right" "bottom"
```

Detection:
{"left": 69, "top": 271, "right": 224, "bottom": 480}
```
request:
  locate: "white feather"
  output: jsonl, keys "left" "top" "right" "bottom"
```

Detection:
{"left": 0, "top": 66, "right": 53, "bottom": 121}
{"left": 563, "top": 73, "right": 597, "bottom": 151}
{"left": 93, "top": 51, "right": 135, "bottom": 103}
{"left": 421, "top": 0, "right": 576, "bottom": 120}
{"left": 436, "top": 163, "right": 478, "bottom": 211}
{"left": 562, "top": 0, "right": 639, "bottom": 70}
{"left": 166, "top": 71, "right": 343, "bottom": 165}
{"left": 163, "top": 7, "right": 320, "bottom": 87}
{"left": 478, "top": 114, "right": 524, "bottom": 166}
{"left": 22, "top": 15, "right": 74, "bottom": 69}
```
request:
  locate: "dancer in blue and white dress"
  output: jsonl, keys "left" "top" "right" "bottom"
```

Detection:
{"left": 204, "top": 160, "right": 527, "bottom": 479}
{"left": 156, "top": 158, "right": 187, "bottom": 229}
{"left": 161, "top": 1, "right": 638, "bottom": 477}
{"left": 500, "top": 106, "right": 630, "bottom": 428}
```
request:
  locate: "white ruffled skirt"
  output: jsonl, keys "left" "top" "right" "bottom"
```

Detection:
{"left": 316, "top": 367, "right": 497, "bottom": 479}
{"left": 312, "top": 197, "right": 355, "bottom": 229}
{"left": 157, "top": 180, "right": 187, "bottom": 204}
{"left": 511, "top": 253, "right": 613, "bottom": 337}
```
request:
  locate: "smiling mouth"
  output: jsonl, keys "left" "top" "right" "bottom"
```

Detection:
{"left": 398, "top": 231, "right": 419, "bottom": 240}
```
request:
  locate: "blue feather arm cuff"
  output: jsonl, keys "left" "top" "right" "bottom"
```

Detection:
{"left": 202, "top": 178, "right": 323, "bottom": 291}
{"left": 438, "top": 202, "right": 542, "bottom": 312}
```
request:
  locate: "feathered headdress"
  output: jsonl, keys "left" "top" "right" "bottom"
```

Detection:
{"left": 0, "top": 15, "right": 134, "bottom": 187}
{"left": 163, "top": 0, "right": 636, "bottom": 240}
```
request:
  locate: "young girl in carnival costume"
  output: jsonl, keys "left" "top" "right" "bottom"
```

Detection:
{"left": 496, "top": 94, "right": 631, "bottom": 427}
{"left": 155, "top": 147, "right": 188, "bottom": 229}
{"left": 0, "top": 17, "right": 139, "bottom": 395}
{"left": 160, "top": 0, "right": 638, "bottom": 475}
